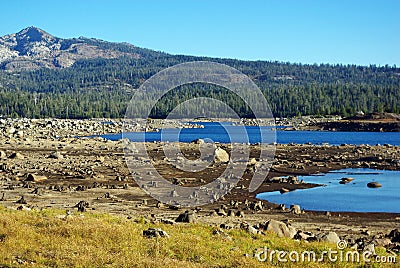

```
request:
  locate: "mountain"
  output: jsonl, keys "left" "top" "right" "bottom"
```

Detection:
{"left": 0, "top": 26, "right": 149, "bottom": 71}
{"left": 0, "top": 27, "right": 399, "bottom": 119}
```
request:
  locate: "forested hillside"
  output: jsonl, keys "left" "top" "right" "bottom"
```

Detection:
{"left": 0, "top": 28, "right": 399, "bottom": 119}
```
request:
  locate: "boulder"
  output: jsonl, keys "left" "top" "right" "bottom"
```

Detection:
{"left": 216, "top": 208, "right": 227, "bottom": 216}
{"left": 25, "top": 173, "right": 47, "bottom": 182}
{"left": 96, "top": 156, "right": 105, "bottom": 163}
{"left": 235, "top": 210, "right": 245, "bottom": 217}
{"left": 48, "top": 151, "right": 64, "bottom": 159}
{"left": 0, "top": 151, "right": 6, "bottom": 159}
{"left": 16, "top": 196, "right": 27, "bottom": 204}
{"left": 339, "top": 177, "right": 354, "bottom": 184}
{"left": 387, "top": 229, "right": 400, "bottom": 243}
{"left": 280, "top": 188, "right": 290, "bottom": 194}
{"left": 8, "top": 152, "right": 24, "bottom": 159}
{"left": 294, "top": 230, "right": 316, "bottom": 241}
{"left": 367, "top": 182, "right": 382, "bottom": 188}
{"left": 75, "top": 200, "right": 89, "bottom": 212}
{"left": 262, "top": 219, "right": 296, "bottom": 238}
{"left": 287, "top": 176, "right": 299, "bottom": 184}
{"left": 175, "top": 211, "right": 196, "bottom": 223}
{"left": 248, "top": 158, "right": 257, "bottom": 165}
{"left": 143, "top": 228, "right": 169, "bottom": 238}
{"left": 246, "top": 225, "right": 260, "bottom": 235}
{"left": 364, "top": 243, "right": 376, "bottom": 255}
{"left": 123, "top": 143, "right": 138, "bottom": 153}
{"left": 250, "top": 201, "right": 263, "bottom": 211}
{"left": 191, "top": 138, "right": 205, "bottom": 144}
{"left": 214, "top": 147, "right": 229, "bottom": 163}
{"left": 372, "top": 238, "right": 392, "bottom": 247}
{"left": 160, "top": 219, "right": 175, "bottom": 225}
{"left": 7, "top": 127, "right": 16, "bottom": 134}
{"left": 321, "top": 231, "right": 340, "bottom": 244}
{"left": 290, "top": 204, "right": 302, "bottom": 214}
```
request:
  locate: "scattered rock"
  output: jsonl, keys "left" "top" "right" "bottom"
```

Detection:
{"left": 75, "top": 200, "right": 89, "bottom": 212}
{"left": 0, "top": 151, "right": 6, "bottom": 159}
{"left": 25, "top": 173, "right": 47, "bottom": 182}
{"left": 31, "top": 187, "right": 44, "bottom": 195}
{"left": 287, "top": 176, "right": 299, "bottom": 184}
{"left": 16, "top": 196, "right": 27, "bottom": 204}
{"left": 220, "top": 223, "right": 234, "bottom": 230}
{"left": 387, "top": 229, "right": 400, "bottom": 243}
{"left": 339, "top": 177, "right": 354, "bottom": 184}
{"left": 160, "top": 219, "right": 175, "bottom": 225}
{"left": 277, "top": 204, "right": 286, "bottom": 211}
{"left": 262, "top": 219, "right": 296, "bottom": 238}
{"left": 245, "top": 225, "right": 260, "bottom": 235}
{"left": 48, "top": 151, "right": 63, "bottom": 159}
{"left": 280, "top": 188, "right": 290, "bottom": 194}
{"left": 191, "top": 138, "right": 205, "bottom": 144}
{"left": 249, "top": 201, "right": 263, "bottom": 211}
{"left": 215, "top": 208, "right": 227, "bottom": 216}
{"left": 175, "top": 211, "right": 196, "bottom": 223}
{"left": 364, "top": 243, "right": 376, "bottom": 255}
{"left": 373, "top": 238, "right": 392, "bottom": 247}
{"left": 294, "top": 230, "right": 316, "bottom": 241}
{"left": 248, "top": 158, "right": 257, "bottom": 165}
{"left": 367, "top": 182, "right": 382, "bottom": 188}
{"left": 235, "top": 210, "right": 245, "bottom": 217}
{"left": 143, "top": 228, "right": 169, "bottom": 238}
{"left": 325, "top": 211, "right": 331, "bottom": 217}
{"left": 321, "top": 231, "right": 340, "bottom": 244}
{"left": 214, "top": 147, "right": 229, "bottom": 163}
{"left": 212, "top": 229, "right": 232, "bottom": 240}
{"left": 96, "top": 156, "right": 105, "bottom": 163}
{"left": 290, "top": 204, "right": 302, "bottom": 214}
{"left": 8, "top": 152, "right": 24, "bottom": 159}
{"left": 17, "top": 205, "right": 31, "bottom": 211}
{"left": 156, "top": 202, "right": 165, "bottom": 208}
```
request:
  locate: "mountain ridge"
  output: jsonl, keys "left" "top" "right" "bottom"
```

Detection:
{"left": 0, "top": 26, "right": 145, "bottom": 71}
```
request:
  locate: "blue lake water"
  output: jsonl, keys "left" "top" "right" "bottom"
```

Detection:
{"left": 100, "top": 122, "right": 400, "bottom": 146}
{"left": 257, "top": 168, "right": 400, "bottom": 213}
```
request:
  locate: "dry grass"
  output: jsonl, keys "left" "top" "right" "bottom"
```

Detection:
{"left": 0, "top": 206, "right": 395, "bottom": 267}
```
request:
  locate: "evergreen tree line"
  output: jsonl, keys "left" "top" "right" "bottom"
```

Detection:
{"left": 0, "top": 50, "right": 399, "bottom": 119}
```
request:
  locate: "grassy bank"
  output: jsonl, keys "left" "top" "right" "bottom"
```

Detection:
{"left": 0, "top": 206, "right": 393, "bottom": 267}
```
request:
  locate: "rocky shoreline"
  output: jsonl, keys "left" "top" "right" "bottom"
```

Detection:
{"left": 0, "top": 118, "right": 400, "bottom": 256}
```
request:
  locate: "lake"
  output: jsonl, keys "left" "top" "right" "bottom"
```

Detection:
{"left": 256, "top": 168, "right": 400, "bottom": 213}
{"left": 100, "top": 122, "right": 400, "bottom": 146}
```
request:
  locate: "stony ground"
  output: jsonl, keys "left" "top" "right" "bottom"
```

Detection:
{"left": 1, "top": 118, "right": 400, "bottom": 258}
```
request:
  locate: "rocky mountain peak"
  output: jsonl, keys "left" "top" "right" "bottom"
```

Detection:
{"left": 0, "top": 27, "right": 139, "bottom": 71}
{"left": 15, "top": 26, "right": 55, "bottom": 44}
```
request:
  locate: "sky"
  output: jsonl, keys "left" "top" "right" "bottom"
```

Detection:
{"left": 0, "top": 0, "right": 399, "bottom": 66}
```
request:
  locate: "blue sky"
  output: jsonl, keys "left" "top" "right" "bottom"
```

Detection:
{"left": 0, "top": 0, "right": 399, "bottom": 66}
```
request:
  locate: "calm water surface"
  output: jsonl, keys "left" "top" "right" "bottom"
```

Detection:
{"left": 100, "top": 122, "right": 400, "bottom": 146}
{"left": 257, "top": 168, "right": 400, "bottom": 213}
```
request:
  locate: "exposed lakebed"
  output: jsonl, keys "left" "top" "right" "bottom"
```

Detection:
{"left": 257, "top": 168, "right": 400, "bottom": 213}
